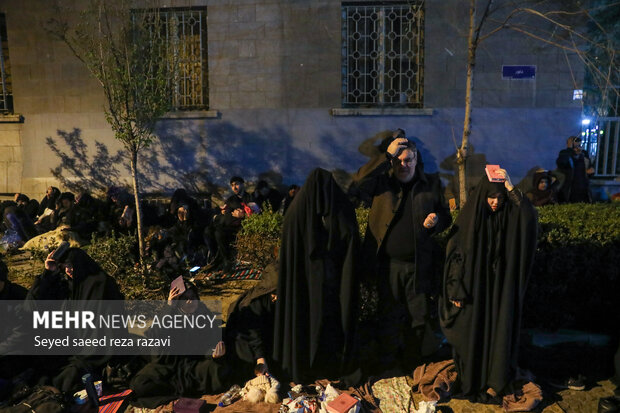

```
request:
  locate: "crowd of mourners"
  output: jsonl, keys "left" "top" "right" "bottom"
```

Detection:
{"left": 0, "top": 177, "right": 301, "bottom": 273}
{"left": 0, "top": 129, "right": 618, "bottom": 412}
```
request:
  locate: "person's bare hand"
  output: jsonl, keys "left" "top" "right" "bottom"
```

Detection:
{"left": 167, "top": 286, "right": 182, "bottom": 304}
{"left": 44, "top": 251, "right": 57, "bottom": 271}
{"left": 386, "top": 137, "right": 409, "bottom": 158}
{"left": 212, "top": 341, "right": 225, "bottom": 358}
{"left": 423, "top": 213, "right": 438, "bottom": 229}
{"left": 231, "top": 208, "right": 245, "bottom": 219}
{"left": 496, "top": 168, "right": 514, "bottom": 191}
{"left": 586, "top": 167, "right": 595, "bottom": 175}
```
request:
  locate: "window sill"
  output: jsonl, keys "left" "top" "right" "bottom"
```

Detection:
{"left": 330, "top": 108, "right": 434, "bottom": 117}
{"left": 160, "top": 110, "right": 220, "bottom": 119}
{"left": 0, "top": 114, "right": 24, "bottom": 123}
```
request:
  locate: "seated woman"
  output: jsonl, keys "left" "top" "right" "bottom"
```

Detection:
{"left": 224, "top": 262, "right": 278, "bottom": 379}
{"left": 526, "top": 170, "right": 558, "bottom": 206}
{"left": 130, "top": 282, "right": 229, "bottom": 408}
{"left": 439, "top": 169, "right": 538, "bottom": 402}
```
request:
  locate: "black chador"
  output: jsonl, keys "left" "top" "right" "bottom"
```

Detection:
{"left": 439, "top": 178, "right": 538, "bottom": 397}
{"left": 273, "top": 168, "right": 360, "bottom": 383}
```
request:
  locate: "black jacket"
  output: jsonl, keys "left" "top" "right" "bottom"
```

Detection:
{"left": 353, "top": 153, "right": 451, "bottom": 294}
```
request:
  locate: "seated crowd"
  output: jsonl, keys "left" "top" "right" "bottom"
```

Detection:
{"left": 1, "top": 177, "right": 300, "bottom": 273}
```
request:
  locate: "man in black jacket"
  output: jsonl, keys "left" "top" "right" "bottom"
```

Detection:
{"left": 556, "top": 136, "right": 594, "bottom": 203}
{"left": 352, "top": 136, "right": 451, "bottom": 372}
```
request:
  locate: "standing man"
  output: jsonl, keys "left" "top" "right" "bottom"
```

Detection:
{"left": 353, "top": 136, "right": 451, "bottom": 372}
{"left": 556, "top": 136, "right": 594, "bottom": 203}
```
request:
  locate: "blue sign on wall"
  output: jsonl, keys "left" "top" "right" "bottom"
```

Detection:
{"left": 502, "top": 65, "right": 536, "bottom": 79}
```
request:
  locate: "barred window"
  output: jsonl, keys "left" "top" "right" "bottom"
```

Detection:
{"left": 341, "top": 2, "right": 424, "bottom": 107}
{"left": 144, "top": 8, "right": 209, "bottom": 111}
{"left": 0, "top": 14, "right": 13, "bottom": 114}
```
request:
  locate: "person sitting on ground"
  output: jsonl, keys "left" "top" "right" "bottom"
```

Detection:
{"left": 167, "top": 203, "right": 208, "bottom": 267}
{"left": 36, "top": 186, "right": 60, "bottom": 220}
{"left": 74, "top": 191, "right": 106, "bottom": 237}
{"left": 0, "top": 259, "right": 29, "bottom": 399}
{"left": 0, "top": 259, "right": 27, "bottom": 301}
{"left": 252, "top": 180, "right": 283, "bottom": 212}
{"left": 14, "top": 194, "right": 39, "bottom": 221}
{"left": 29, "top": 246, "right": 124, "bottom": 394}
{"left": 204, "top": 177, "right": 256, "bottom": 272}
{"left": 49, "top": 192, "right": 75, "bottom": 229}
{"left": 161, "top": 189, "right": 202, "bottom": 229}
{"left": 224, "top": 261, "right": 278, "bottom": 380}
{"left": 131, "top": 282, "right": 229, "bottom": 408}
{"left": 2, "top": 201, "right": 38, "bottom": 245}
{"left": 556, "top": 135, "right": 594, "bottom": 203}
{"left": 105, "top": 186, "right": 161, "bottom": 232}
{"left": 278, "top": 184, "right": 299, "bottom": 215}
{"left": 526, "top": 170, "right": 558, "bottom": 207}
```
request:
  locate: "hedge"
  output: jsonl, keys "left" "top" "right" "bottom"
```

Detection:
{"left": 235, "top": 202, "right": 620, "bottom": 333}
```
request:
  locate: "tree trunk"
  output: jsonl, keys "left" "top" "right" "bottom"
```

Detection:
{"left": 459, "top": 0, "right": 478, "bottom": 208}
{"left": 129, "top": 150, "right": 145, "bottom": 264}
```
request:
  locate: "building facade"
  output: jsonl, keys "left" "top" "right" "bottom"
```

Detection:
{"left": 0, "top": 0, "right": 585, "bottom": 198}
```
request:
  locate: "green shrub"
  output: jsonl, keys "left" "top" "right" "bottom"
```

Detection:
{"left": 235, "top": 209, "right": 284, "bottom": 270}
{"left": 86, "top": 232, "right": 168, "bottom": 300}
{"left": 523, "top": 203, "right": 620, "bottom": 334}
{"left": 235, "top": 203, "right": 620, "bottom": 334}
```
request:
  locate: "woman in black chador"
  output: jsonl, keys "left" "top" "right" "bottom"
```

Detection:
{"left": 439, "top": 169, "right": 538, "bottom": 400}
{"left": 273, "top": 168, "right": 360, "bottom": 384}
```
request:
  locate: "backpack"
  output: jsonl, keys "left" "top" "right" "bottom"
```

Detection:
{"left": 0, "top": 386, "right": 66, "bottom": 413}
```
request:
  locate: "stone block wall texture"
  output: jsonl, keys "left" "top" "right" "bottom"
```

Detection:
{"left": 0, "top": 0, "right": 585, "bottom": 198}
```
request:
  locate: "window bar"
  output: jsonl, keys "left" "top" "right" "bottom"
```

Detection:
{"left": 170, "top": 13, "right": 180, "bottom": 110}
{"left": 612, "top": 120, "right": 619, "bottom": 175}
{"left": 197, "top": 10, "right": 204, "bottom": 107}
{"left": 0, "top": 29, "right": 8, "bottom": 113}
{"left": 377, "top": 8, "right": 385, "bottom": 105}
{"left": 341, "top": 7, "right": 348, "bottom": 105}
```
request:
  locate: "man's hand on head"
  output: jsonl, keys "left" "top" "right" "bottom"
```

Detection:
{"left": 387, "top": 138, "right": 409, "bottom": 158}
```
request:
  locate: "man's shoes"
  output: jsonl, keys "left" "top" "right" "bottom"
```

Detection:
{"left": 549, "top": 375, "right": 586, "bottom": 391}
{"left": 598, "top": 396, "right": 620, "bottom": 413}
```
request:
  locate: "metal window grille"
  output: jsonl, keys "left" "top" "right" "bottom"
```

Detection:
{"left": 0, "top": 14, "right": 13, "bottom": 114}
{"left": 341, "top": 2, "right": 424, "bottom": 107}
{"left": 144, "top": 8, "right": 208, "bottom": 110}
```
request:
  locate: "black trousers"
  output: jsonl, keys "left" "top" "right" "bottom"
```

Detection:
{"left": 377, "top": 259, "right": 431, "bottom": 371}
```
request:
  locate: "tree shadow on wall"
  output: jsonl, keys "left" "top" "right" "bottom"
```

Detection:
{"left": 46, "top": 128, "right": 125, "bottom": 194}
{"left": 140, "top": 120, "right": 331, "bottom": 192}
{"left": 46, "top": 122, "right": 333, "bottom": 196}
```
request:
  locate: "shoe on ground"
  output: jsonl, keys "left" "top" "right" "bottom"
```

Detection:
{"left": 549, "top": 375, "right": 586, "bottom": 391}
{"left": 598, "top": 396, "right": 620, "bottom": 413}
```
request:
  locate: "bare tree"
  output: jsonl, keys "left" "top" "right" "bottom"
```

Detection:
{"left": 47, "top": 0, "right": 176, "bottom": 262}
{"left": 457, "top": 0, "right": 620, "bottom": 206}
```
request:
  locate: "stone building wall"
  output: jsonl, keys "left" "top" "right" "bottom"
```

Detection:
{"left": 0, "top": 0, "right": 584, "bottom": 199}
